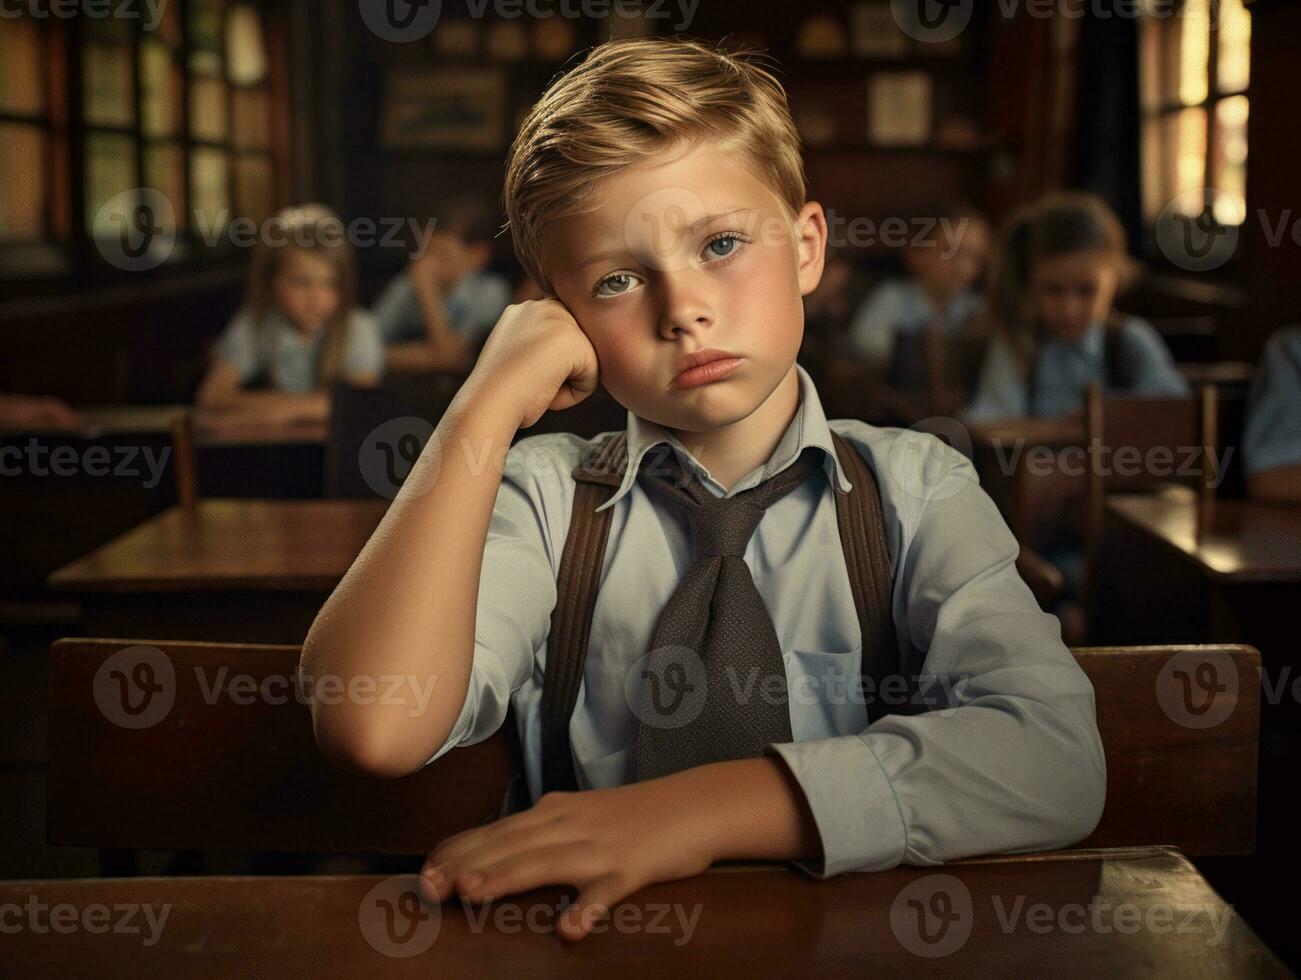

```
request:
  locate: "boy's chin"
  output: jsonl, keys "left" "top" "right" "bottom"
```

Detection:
{"left": 635, "top": 385, "right": 767, "bottom": 433}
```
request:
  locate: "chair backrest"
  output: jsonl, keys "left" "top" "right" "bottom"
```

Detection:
{"left": 47, "top": 639, "right": 512, "bottom": 854}
{"left": 169, "top": 410, "right": 199, "bottom": 511}
{"left": 325, "top": 383, "right": 427, "bottom": 499}
{"left": 1073, "top": 644, "right": 1258, "bottom": 856}
{"left": 1083, "top": 384, "right": 1218, "bottom": 621}
{"left": 48, "top": 639, "right": 1258, "bottom": 858}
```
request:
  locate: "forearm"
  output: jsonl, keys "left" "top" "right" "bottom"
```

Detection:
{"left": 302, "top": 377, "right": 520, "bottom": 775}
{"left": 659, "top": 757, "right": 823, "bottom": 865}
{"left": 198, "top": 386, "right": 327, "bottom": 419}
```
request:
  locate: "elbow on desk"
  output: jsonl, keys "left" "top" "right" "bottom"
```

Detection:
{"left": 310, "top": 707, "right": 441, "bottom": 780}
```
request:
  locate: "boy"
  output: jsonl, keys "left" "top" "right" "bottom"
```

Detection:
{"left": 848, "top": 204, "right": 990, "bottom": 371}
{"left": 372, "top": 196, "right": 512, "bottom": 374}
{"left": 1244, "top": 327, "right": 1301, "bottom": 504}
{"left": 302, "top": 38, "right": 1105, "bottom": 943}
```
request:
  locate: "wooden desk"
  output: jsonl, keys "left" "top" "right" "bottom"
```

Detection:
{"left": 48, "top": 499, "right": 386, "bottom": 643}
{"left": 1, "top": 848, "right": 1286, "bottom": 977}
{"left": 1107, "top": 486, "right": 1301, "bottom": 585}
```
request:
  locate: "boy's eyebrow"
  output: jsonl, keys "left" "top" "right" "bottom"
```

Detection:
{"left": 578, "top": 207, "right": 755, "bottom": 272}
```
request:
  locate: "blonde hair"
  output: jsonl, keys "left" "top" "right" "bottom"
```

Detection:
{"left": 503, "top": 37, "right": 807, "bottom": 293}
{"left": 987, "top": 191, "right": 1141, "bottom": 369}
{"left": 245, "top": 203, "right": 357, "bottom": 386}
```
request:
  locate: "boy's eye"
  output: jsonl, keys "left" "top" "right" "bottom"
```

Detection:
{"left": 594, "top": 272, "right": 641, "bottom": 298}
{"left": 704, "top": 234, "right": 742, "bottom": 260}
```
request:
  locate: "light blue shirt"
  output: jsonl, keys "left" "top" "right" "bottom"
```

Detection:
{"left": 372, "top": 268, "right": 512, "bottom": 345}
{"left": 849, "top": 279, "right": 985, "bottom": 366}
{"left": 213, "top": 308, "right": 384, "bottom": 392}
{"left": 426, "top": 363, "right": 1106, "bottom": 877}
{"left": 963, "top": 316, "right": 1190, "bottom": 422}
{"left": 1243, "top": 328, "right": 1301, "bottom": 476}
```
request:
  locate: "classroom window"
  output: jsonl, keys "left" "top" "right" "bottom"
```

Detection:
{"left": 1139, "top": 0, "right": 1251, "bottom": 232}
{"left": 0, "top": 15, "right": 70, "bottom": 274}
{"left": 2, "top": 2, "right": 284, "bottom": 283}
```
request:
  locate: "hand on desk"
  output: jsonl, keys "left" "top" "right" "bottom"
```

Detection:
{"left": 418, "top": 756, "right": 821, "bottom": 942}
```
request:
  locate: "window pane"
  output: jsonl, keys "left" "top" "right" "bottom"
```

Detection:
{"left": 234, "top": 155, "right": 274, "bottom": 223}
{"left": 226, "top": 4, "right": 269, "bottom": 86}
{"left": 189, "top": 0, "right": 226, "bottom": 75}
{"left": 144, "top": 142, "right": 186, "bottom": 232}
{"left": 141, "top": 41, "right": 183, "bottom": 138}
{"left": 1171, "top": 107, "right": 1207, "bottom": 211}
{"left": 1212, "top": 96, "right": 1248, "bottom": 225}
{"left": 0, "top": 17, "right": 44, "bottom": 116}
{"left": 190, "top": 76, "right": 229, "bottom": 141}
{"left": 232, "top": 87, "right": 270, "bottom": 150}
{"left": 1139, "top": 16, "right": 1162, "bottom": 112}
{"left": 83, "top": 40, "right": 135, "bottom": 127}
{"left": 1141, "top": 116, "right": 1164, "bottom": 224}
{"left": 191, "top": 147, "right": 230, "bottom": 232}
{"left": 85, "top": 132, "right": 138, "bottom": 235}
{"left": 0, "top": 123, "right": 44, "bottom": 241}
{"left": 1178, "top": 0, "right": 1209, "bottom": 105}
{"left": 1216, "top": 0, "right": 1251, "bottom": 93}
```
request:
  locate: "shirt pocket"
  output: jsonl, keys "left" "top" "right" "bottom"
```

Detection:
{"left": 783, "top": 645, "right": 867, "bottom": 740}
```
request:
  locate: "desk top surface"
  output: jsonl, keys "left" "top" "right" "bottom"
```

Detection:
{"left": 1, "top": 848, "right": 1287, "bottom": 978}
{"left": 1108, "top": 486, "right": 1301, "bottom": 583}
{"left": 47, "top": 498, "right": 387, "bottom": 592}
{"left": 0, "top": 405, "right": 328, "bottom": 446}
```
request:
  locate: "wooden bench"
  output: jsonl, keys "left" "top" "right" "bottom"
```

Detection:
{"left": 47, "top": 639, "right": 1258, "bottom": 857}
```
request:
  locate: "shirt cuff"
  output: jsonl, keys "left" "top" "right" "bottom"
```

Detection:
{"left": 764, "top": 734, "right": 908, "bottom": 878}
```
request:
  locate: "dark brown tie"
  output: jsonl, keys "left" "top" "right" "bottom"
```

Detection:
{"left": 632, "top": 442, "right": 824, "bottom": 781}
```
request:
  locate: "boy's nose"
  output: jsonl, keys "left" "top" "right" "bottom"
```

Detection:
{"left": 655, "top": 271, "right": 715, "bottom": 340}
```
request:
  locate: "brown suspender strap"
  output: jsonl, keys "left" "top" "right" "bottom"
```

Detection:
{"left": 538, "top": 429, "right": 897, "bottom": 795}
{"left": 539, "top": 432, "right": 626, "bottom": 794}
{"left": 829, "top": 432, "right": 901, "bottom": 722}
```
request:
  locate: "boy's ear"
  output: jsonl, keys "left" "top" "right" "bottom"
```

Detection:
{"left": 795, "top": 201, "right": 829, "bottom": 298}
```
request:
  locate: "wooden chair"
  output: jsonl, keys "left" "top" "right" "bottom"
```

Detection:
{"left": 168, "top": 409, "right": 199, "bottom": 512}
{"left": 47, "top": 639, "right": 512, "bottom": 856}
{"left": 48, "top": 639, "right": 1257, "bottom": 859}
{"left": 1074, "top": 644, "right": 1258, "bottom": 856}
{"left": 1083, "top": 383, "right": 1219, "bottom": 627}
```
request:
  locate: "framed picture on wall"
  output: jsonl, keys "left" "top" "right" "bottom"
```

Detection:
{"left": 380, "top": 66, "right": 505, "bottom": 152}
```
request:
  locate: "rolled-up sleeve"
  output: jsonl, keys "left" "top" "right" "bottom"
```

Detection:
{"left": 421, "top": 437, "right": 565, "bottom": 765}
{"left": 767, "top": 432, "right": 1106, "bottom": 877}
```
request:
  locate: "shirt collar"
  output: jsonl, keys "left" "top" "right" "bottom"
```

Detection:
{"left": 593, "top": 362, "right": 853, "bottom": 513}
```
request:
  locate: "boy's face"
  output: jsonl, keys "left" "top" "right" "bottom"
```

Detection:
{"left": 905, "top": 217, "right": 989, "bottom": 302}
{"left": 545, "top": 138, "right": 827, "bottom": 433}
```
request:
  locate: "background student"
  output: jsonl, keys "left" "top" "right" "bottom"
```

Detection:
{"left": 963, "top": 192, "right": 1187, "bottom": 423}
{"left": 1243, "top": 327, "right": 1301, "bottom": 504}
{"left": 195, "top": 203, "right": 383, "bottom": 424}
{"left": 372, "top": 197, "right": 512, "bottom": 374}
{"left": 847, "top": 204, "right": 990, "bottom": 372}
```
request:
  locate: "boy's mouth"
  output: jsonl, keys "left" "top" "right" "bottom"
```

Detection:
{"left": 672, "top": 349, "right": 743, "bottom": 389}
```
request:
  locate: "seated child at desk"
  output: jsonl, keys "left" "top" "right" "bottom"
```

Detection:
{"left": 1244, "top": 327, "right": 1301, "bottom": 504}
{"left": 372, "top": 197, "right": 512, "bottom": 374}
{"left": 196, "top": 204, "right": 383, "bottom": 423}
{"left": 302, "top": 38, "right": 1105, "bottom": 942}
{"left": 963, "top": 192, "right": 1188, "bottom": 422}
{"left": 848, "top": 204, "right": 990, "bottom": 376}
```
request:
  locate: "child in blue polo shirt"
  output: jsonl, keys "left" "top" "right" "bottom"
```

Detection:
{"left": 1244, "top": 327, "right": 1301, "bottom": 504}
